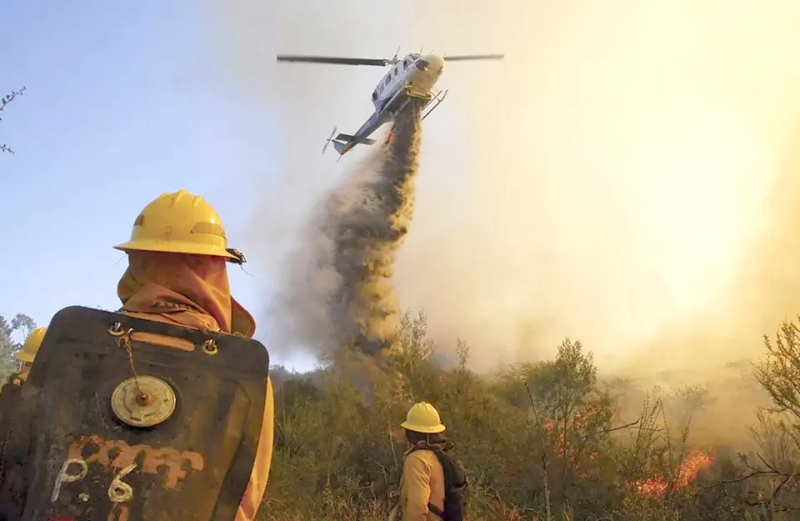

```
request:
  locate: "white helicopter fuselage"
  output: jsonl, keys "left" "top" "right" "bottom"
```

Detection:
{"left": 370, "top": 53, "right": 446, "bottom": 111}
{"left": 323, "top": 53, "right": 448, "bottom": 156}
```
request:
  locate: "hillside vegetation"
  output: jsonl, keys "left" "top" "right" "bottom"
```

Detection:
{"left": 3, "top": 310, "right": 799, "bottom": 520}
{"left": 265, "top": 311, "right": 800, "bottom": 521}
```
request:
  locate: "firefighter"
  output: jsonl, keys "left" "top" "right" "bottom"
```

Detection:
{"left": 399, "top": 402, "right": 447, "bottom": 521}
{"left": 0, "top": 329, "right": 49, "bottom": 516}
{"left": 114, "top": 189, "right": 274, "bottom": 521}
{"left": 15, "top": 326, "right": 47, "bottom": 383}
{"left": 0, "top": 326, "right": 47, "bottom": 394}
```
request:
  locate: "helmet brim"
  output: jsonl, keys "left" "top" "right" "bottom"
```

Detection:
{"left": 16, "top": 351, "right": 34, "bottom": 363}
{"left": 114, "top": 239, "right": 239, "bottom": 260}
{"left": 401, "top": 421, "right": 446, "bottom": 434}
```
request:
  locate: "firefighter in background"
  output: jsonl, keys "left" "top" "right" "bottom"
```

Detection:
{"left": 113, "top": 189, "right": 274, "bottom": 521}
{"left": 399, "top": 402, "right": 447, "bottom": 521}
{"left": 15, "top": 326, "right": 47, "bottom": 383}
{"left": 0, "top": 326, "right": 47, "bottom": 396}
{"left": 0, "top": 326, "right": 46, "bottom": 433}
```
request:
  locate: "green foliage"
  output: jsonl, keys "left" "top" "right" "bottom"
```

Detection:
{"left": 262, "top": 311, "right": 778, "bottom": 521}
{"left": 3, "top": 308, "right": 800, "bottom": 520}
{"left": 742, "top": 318, "right": 800, "bottom": 518}
{"left": 755, "top": 320, "right": 800, "bottom": 418}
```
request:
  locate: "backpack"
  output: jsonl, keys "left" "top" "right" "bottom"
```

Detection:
{"left": 410, "top": 442, "right": 469, "bottom": 521}
{"left": 0, "top": 306, "right": 270, "bottom": 521}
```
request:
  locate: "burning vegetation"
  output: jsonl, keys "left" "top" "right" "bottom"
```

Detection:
{"left": 257, "top": 55, "right": 800, "bottom": 521}
{"left": 635, "top": 448, "right": 717, "bottom": 498}
{"left": 263, "top": 316, "right": 800, "bottom": 521}
{"left": 258, "top": 114, "right": 800, "bottom": 519}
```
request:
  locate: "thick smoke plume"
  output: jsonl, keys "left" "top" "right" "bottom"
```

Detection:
{"left": 203, "top": 1, "right": 800, "bottom": 444}
{"left": 269, "top": 105, "right": 423, "bottom": 356}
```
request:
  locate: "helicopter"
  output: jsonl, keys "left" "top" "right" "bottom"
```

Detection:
{"left": 276, "top": 49, "right": 504, "bottom": 157}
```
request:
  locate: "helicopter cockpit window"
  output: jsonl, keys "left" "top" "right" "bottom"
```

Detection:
{"left": 415, "top": 59, "right": 429, "bottom": 71}
{"left": 385, "top": 76, "right": 391, "bottom": 86}
{"left": 372, "top": 91, "right": 378, "bottom": 101}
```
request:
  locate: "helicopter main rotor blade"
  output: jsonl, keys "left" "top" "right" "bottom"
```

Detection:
{"left": 443, "top": 54, "right": 505, "bottom": 62}
{"left": 276, "top": 55, "right": 389, "bottom": 67}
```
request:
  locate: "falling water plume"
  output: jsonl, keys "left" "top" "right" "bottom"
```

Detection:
{"left": 329, "top": 104, "right": 423, "bottom": 355}
{"left": 269, "top": 101, "right": 424, "bottom": 359}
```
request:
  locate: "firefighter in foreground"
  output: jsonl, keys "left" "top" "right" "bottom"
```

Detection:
{"left": 113, "top": 189, "right": 274, "bottom": 521}
{"left": 399, "top": 402, "right": 468, "bottom": 521}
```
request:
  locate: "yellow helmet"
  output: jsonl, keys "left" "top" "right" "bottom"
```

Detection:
{"left": 114, "top": 189, "right": 243, "bottom": 262}
{"left": 401, "top": 402, "right": 446, "bottom": 434}
{"left": 16, "top": 326, "right": 47, "bottom": 364}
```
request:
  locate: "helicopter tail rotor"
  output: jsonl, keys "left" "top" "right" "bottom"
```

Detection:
{"left": 322, "top": 126, "right": 338, "bottom": 154}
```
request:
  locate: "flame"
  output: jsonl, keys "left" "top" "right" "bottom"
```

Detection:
{"left": 541, "top": 405, "right": 606, "bottom": 478}
{"left": 635, "top": 448, "right": 716, "bottom": 498}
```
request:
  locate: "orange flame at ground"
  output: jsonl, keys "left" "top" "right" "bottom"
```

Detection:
{"left": 636, "top": 448, "right": 716, "bottom": 498}
{"left": 542, "top": 405, "right": 607, "bottom": 479}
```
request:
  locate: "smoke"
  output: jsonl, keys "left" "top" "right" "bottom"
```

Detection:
{"left": 622, "top": 125, "right": 800, "bottom": 372}
{"left": 386, "top": 0, "right": 800, "bottom": 376}
{"left": 609, "top": 122, "right": 800, "bottom": 447}
{"left": 269, "top": 106, "right": 423, "bottom": 356}
{"left": 202, "top": 0, "right": 800, "bottom": 387}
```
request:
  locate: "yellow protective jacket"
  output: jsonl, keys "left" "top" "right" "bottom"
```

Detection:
{"left": 400, "top": 447, "right": 445, "bottom": 521}
{"left": 117, "top": 251, "right": 274, "bottom": 521}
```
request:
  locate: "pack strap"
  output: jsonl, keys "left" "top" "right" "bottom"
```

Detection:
{"left": 428, "top": 502, "right": 444, "bottom": 519}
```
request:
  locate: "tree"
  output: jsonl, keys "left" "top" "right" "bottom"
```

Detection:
{"left": 1, "top": 86, "right": 26, "bottom": 154}
{"left": 755, "top": 319, "right": 800, "bottom": 419}
{"left": 502, "top": 339, "right": 614, "bottom": 514}
{"left": 723, "top": 317, "right": 800, "bottom": 518}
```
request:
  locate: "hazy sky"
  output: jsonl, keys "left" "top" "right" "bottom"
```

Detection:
{"left": 4, "top": 1, "right": 800, "bottom": 376}
{"left": 0, "top": 1, "right": 313, "bottom": 369}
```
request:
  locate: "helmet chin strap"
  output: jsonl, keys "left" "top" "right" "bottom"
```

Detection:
{"left": 409, "top": 433, "right": 439, "bottom": 448}
{"left": 226, "top": 248, "right": 246, "bottom": 265}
